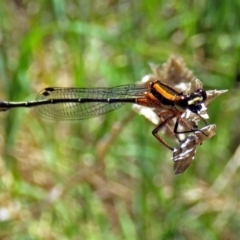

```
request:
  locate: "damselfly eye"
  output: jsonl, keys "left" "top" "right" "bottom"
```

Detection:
{"left": 195, "top": 89, "right": 207, "bottom": 103}
{"left": 189, "top": 89, "right": 207, "bottom": 105}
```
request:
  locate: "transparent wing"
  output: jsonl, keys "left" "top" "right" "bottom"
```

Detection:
{"left": 35, "top": 84, "right": 148, "bottom": 120}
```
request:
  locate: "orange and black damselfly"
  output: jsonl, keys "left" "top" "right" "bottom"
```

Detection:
{"left": 0, "top": 81, "right": 207, "bottom": 150}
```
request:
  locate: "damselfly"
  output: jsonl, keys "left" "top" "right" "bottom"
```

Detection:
{"left": 0, "top": 81, "right": 208, "bottom": 150}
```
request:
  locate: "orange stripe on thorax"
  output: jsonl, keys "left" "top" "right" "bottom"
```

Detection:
{"left": 152, "top": 82, "right": 176, "bottom": 101}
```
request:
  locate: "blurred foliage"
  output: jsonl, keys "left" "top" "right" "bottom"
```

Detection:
{"left": 0, "top": 0, "right": 240, "bottom": 239}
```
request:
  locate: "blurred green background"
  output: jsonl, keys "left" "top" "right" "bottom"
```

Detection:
{"left": 0, "top": 1, "right": 239, "bottom": 239}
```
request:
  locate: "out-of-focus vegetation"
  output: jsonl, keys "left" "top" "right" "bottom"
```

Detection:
{"left": 0, "top": 1, "right": 239, "bottom": 239}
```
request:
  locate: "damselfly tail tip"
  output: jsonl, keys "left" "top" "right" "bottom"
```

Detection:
{"left": 0, "top": 102, "right": 9, "bottom": 111}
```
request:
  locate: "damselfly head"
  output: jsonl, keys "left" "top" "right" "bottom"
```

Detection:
{"left": 186, "top": 88, "right": 207, "bottom": 114}
{"left": 188, "top": 89, "right": 207, "bottom": 105}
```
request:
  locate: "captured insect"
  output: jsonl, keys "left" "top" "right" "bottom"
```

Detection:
{"left": 172, "top": 124, "right": 216, "bottom": 174}
{"left": 0, "top": 80, "right": 208, "bottom": 150}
